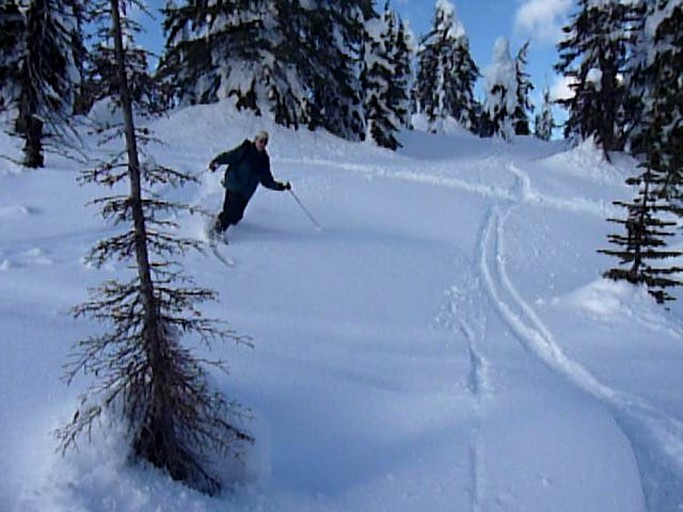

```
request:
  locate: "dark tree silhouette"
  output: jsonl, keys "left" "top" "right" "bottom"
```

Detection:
{"left": 0, "top": 0, "right": 25, "bottom": 112}
{"left": 13, "top": 0, "right": 84, "bottom": 167}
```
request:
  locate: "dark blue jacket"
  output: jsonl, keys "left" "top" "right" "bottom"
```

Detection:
{"left": 212, "top": 140, "right": 285, "bottom": 200}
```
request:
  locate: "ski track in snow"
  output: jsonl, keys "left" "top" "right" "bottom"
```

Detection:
{"left": 0, "top": 225, "right": 123, "bottom": 270}
{"left": 6, "top": 136, "right": 681, "bottom": 509}
{"left": 477, "top": 161, "right": 683, "bottom": 510}
{"left": 460, "top": 297, "right": 489, "bottom": 512}
{"left": 288, "top": 152, "right": 683, "bottom": 509}
{"left": 439, "top": 277, "right": 490, "bottom": 511}
{"left": 279, "top": 156, "right": 617, "bottom": 218}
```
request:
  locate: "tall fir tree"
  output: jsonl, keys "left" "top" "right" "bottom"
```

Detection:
{"left": 56, "top": 0, "right": 253, "bottom": 495}
{"left": 391, "top": 17, "right": 414, "bottom": 128}
{"left": 555, "top": 0, "right": 637, "bottom": 153}
{"left": 274, "top": 0, "right": 374, "bottom": 140}
{"left": 414, "top": 0, "right": 478, "bottom": 132}
{"left": 0, "top": 0, "right": 25, "bottom": 113}
{"left": 599, "top": 1, "right": 683, "bottom": 304}
{"left": 13, "top": 0, "right": 84, "bottom": 167}
{"left": 627, "top": 0, "right": 682, "bottom": 192}
{"left": 512, "top": 41, "right": 534, "bottom": 136}
{"left": 361, "top": 2, "right": 412, "bottom": 149}
{"left": 534, "top": 85, "right": 554, "bottom": 141}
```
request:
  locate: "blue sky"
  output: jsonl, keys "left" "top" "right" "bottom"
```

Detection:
{"left": 394, "top": 0, "right": 575, "bottom": 105}
{"left": 140, "top": 0, "right": 575, "bottom": 113}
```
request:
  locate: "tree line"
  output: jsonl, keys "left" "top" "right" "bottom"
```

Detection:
{"left": 0, "top": 0, "right": 557, "bottom": 164}
{"left": 2, "top": 0, "right": 678, "bottom": 166}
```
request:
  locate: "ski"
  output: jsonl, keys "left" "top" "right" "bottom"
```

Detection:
{"left": 201, "top": 215, "right": 236, "bottom": 267}
{"left": 209, "top": 242, "right": 235, "bottom": 267}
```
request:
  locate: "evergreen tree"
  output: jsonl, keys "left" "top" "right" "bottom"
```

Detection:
{"left": 10, "top": 0, "right": 84, "bottom": 167}
{"left": 0, "top": 0, "right": 25, "bottom": 113}
{"left": 280, "top": 0, "right": 375, "bottom": 140}
{"left": 599, "top": 1, "right": 683, "bottom": 304}
{"left": 68, "top": 0, "right": 88, "bottom": 115}
{"left": 56, "top": 0, "right": 253, "bottom": 495}
{"left": 599, "top": 141, "right": 683, "bottom": 304}
{"left": 555, "top": 0, "right": 637, "bottom": 153}
{"left": 392, "top": 18, "right": 414, "bottom": 128}
{"left": 361, "top": 2, "right": 412, "bottom": 149}
{"left": 160, "top": 1, "right": 284, "bottom": 110}
{"left": 627, "top": 0, "right": 682, "bottom": 185}
{"left": 534, "top": 85, "right": 554, "bottom": 141}
{"left": 75, "top": 1, "right": 163, "bottom": 116}
{"left": 160, "top": 0, "right": 374, "bottom": 140}
{"left": 80, "top": 40, "right": 163, "bottom": 117}
{"left": 414, "top": 0, "right": 478, "bottom": 132}
{"left": 482, "top": 37, "right": 517, "bottom": 141}
{"left": 512, "top": 41, "right": 534, "bottom": 136}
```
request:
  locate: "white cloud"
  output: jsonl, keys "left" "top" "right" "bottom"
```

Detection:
{"left": 514, "top": 0, "right": 573, "bottom": 44}
{"left": 550, "top": 75, "right": 575, "bottom": 101}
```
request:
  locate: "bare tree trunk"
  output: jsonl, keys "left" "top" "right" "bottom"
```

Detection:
{"left": 17, "top": 81, "right": 44, "bottom": 168}
{"left": 109, "top": 0, "right": 179, "bottom": 474}
{"left": 24, "top": 114, "right": 44, "bottom": 168}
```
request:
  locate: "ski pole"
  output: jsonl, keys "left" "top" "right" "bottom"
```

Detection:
{"left": 288, "top": 189, "right": 323, "bottom": 231}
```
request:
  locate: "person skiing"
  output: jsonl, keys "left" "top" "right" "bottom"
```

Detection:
{"left": 208, "top": 130, "right": 291, "bottom": 238}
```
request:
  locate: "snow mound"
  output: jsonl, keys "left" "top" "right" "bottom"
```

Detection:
{"left": 554, "top": 278, "right": 655, "bottom": 318}
{"left": 0, "top": 204, "right": 32, "bottom": 218}
{"left": 543, "top": 137, "right": 631, "bottom": 184}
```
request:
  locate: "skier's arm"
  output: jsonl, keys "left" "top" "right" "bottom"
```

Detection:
{"left": 258, "top": 160, "right": 290, "bottom": 191}
{"left": 209, "top": 141, "right": 247, "bottom": 171}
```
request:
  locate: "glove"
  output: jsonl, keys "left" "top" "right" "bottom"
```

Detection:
{"left": 281, "top": 181, "right": 291, "bottom": 191}
{"left": 208, "top": 161, "right": 219, "bottom": 172}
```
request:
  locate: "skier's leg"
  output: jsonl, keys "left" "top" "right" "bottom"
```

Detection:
{"left": 217, "top": 191, "right": 249, "bottom": 232}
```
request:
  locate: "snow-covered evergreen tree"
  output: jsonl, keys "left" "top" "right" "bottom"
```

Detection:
{"left": 160, "top": 1, "right": 291, "bottom": 114}
{"left": 0, "top": 0, "right": 25, "bottom": 114}
{"left": 627, "top": 0, "right": 682, "bottom": 185}
{"left": 291, "top": 0, "right": 375, "bottom": 140}
{"left": 555, "top": 0, "right": 637, "bottom": 153}
{"left": 599, "top": 0, "right": 683, "bottom": 305}
{"left": 534, "top": 85, "right": 555, "bottom": 141}
{"left": 160, "top": 0, "right": 374, "bottom": 141}
{"left": 482, "top": 37, "right": 517, "bottom": 141}
{"left": 414, "top": 0, "right": 478, "bottom": 132}
{"left": 391, "top": 18, "right": 414, "bottom": 128}
{"left": 361, "top": 2, "right": 412, "bottom": 149}
{"left": 512, "top": 41, "right": 534, "bottom": 136}
{"left": 13, "top": 0, "right": 84, "bottom": 167}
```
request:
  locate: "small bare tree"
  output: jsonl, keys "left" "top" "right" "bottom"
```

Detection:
{"left": 55, "top": 0, "right": 253, "bottom": 495}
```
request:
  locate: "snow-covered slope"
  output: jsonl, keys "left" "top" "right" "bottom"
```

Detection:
{"left": 2, "top": 104, "right": 683, "bottom": 511}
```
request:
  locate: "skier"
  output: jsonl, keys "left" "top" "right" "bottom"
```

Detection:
{"left": 208, "top": 130, "right": 291, "bottom": 239}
